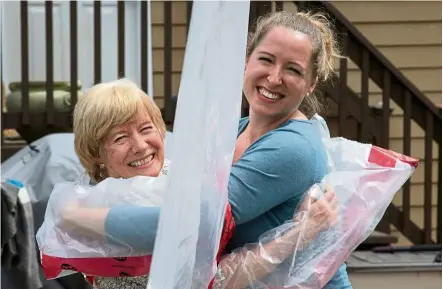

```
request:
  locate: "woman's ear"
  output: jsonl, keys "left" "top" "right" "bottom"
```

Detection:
{"left": 95, "top": 150, "right": 104, "bottom": 166}
{"left": 307, "top": 76, "right": 318, "bottom": 95}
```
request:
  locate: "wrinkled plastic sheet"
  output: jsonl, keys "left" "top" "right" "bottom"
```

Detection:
{"left": 36, "top": 114, "right": 418, "bottom": 288}
{"left": 1, "top": 132, "right": 174, "bottom": 223}
{"left": 212, "top": 114, "right": 419, "bottom": 288}
{"left": 1, "top": 134, "right": 84, "bottom": 230}
{"left": 36, "top": 1, "right": 250, "bottom": 287}
{"left": 1, "top": 134, "right": 95, "bottom": 289}
{"left": 147, "top": 2, "right": 250, "bottom": 289}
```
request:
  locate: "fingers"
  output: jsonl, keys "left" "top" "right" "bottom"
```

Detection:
{"left": 310, "top": 192, "right": 339, "bottom": 221}
{"left": 328, "top": 207, "right": 339, "bottom": 226}
{"left": 299, "top": 194, "right": 316, "bottom": 212}
{"left": 298, "top": 185, "right": 339, "bottom": 218}
{"left": 323, "top": 186, "right": 335, "bottom": 202}
{"left": 329, "top": 193, "right": 339, "bottom": 211}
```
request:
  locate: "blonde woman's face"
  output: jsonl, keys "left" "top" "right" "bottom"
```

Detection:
{"left": 99, "top": 110, "right": 165, "bottom": 179}
{"left": 243, "top": 27, "right": 317, "bottom": 119}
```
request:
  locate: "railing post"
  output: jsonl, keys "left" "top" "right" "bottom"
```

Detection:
{"left": 438, "top": 130, "right": 442, "bottom": 244}
{"left": 140, "top": 1, "right": 148, "bottom": 93}
{"left": 402, "top": 90, "right": 412, "bottom": 233}
{"left": 338, "top": 25, "right": 348, "bottom": 137}
{"left": 186, "top": 1, "right": 193, "bottom": 35}
{"left": 117, "top": 1, "right": 125, "bottom": 78}
{"left": 275, "top": 1, "right": 283, "bottom": 12}
{"left": 70, "top": 1, "right": 78, "bottom": 118}
{"left": 93, "top": 1, "right": 102, "bottom": 84}
{"left": 424, "top": 111, "right": 434, "bottom": 243}
{"left": 20, "top": 1, "right": 30, "bottom": 126}
{"left": 45, "top": 1, "right": 54, "bottom": 126}
{"left": 380, "top": 70, "right": 391, "bottom": 149}
{"left": 359, "top": 50, "right": 369, "bottom": 143}
{"left": 163, "top": 1, "right": 173, "bottom": 127}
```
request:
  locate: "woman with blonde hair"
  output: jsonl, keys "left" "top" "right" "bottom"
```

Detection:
{"left": 40, "top": 9, "right": 352, "bottom": 289}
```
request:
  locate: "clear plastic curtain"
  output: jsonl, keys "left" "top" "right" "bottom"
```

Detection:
{"left": 146, "top": 2, "right": 250, "bottom": 289}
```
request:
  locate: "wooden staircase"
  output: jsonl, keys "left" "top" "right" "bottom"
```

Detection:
{"left": 330, "top": 1, "right": 442, "bottom": 246}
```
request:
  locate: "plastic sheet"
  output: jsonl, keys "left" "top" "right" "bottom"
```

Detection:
{"left": 147, "top": 2, "right": 250, "bottom": 289}
{"left": 35, "top": 161, "right": 170, "bottom": 279}
{"left": 1, "top": 132, "right": 173, "bottom": 233}
{"left": 35, "top": 157, "right": 236, "bottom": 281}
{"left": 36, "top": 161, "right": 169, "bottom": 256}
{"left": 212, "top": 114, "right": 419, "bottom": 288}
{"left": 36, "top": 113, "right": 418, "bottom": 288}
{"left": 1, "top": 134, "right": 85, "bottom": 233}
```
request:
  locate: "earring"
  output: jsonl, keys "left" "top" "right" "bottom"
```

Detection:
{"left": 99, "top": 164, "right": 106, "bottom": 179}
{"left": 306, "top": 93, "right": 310, "bottom": 97}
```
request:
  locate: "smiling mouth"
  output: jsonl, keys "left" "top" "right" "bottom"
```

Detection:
{"left": 128, "top": 154, "right": 155, "bottom": 167}
{"left": 258, "top": 87, "right": 283, "bottom": 100}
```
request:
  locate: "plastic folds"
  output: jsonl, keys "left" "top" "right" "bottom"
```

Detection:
{"left": 36, "top": 114, "right": 418, "bottom": 288}
{"left": 146, "top": 2, "right": 250, "bottom": 289}
{"left": 212, "top": 115, "right": 419, "bottom": 288}
{"left": 36, "top": 158, "right": 236, "bottom": 282}
{"left": 36, "top": 162, "right": 170, "bottom": 279}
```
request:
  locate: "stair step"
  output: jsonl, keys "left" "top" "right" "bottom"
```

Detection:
{"left": 357, "top": 231, "right": 399, "bottom": 251}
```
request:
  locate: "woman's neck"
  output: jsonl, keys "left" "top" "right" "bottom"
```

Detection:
{"left": 245, "top": 110, "right": 302, "bottom": 143}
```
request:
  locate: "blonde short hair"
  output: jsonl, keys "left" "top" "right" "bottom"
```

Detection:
{"left": 73, "top": 78, "right": 166, "bottom": 182}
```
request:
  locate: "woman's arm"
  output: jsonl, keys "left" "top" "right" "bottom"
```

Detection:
{"left": 59, "top": 130, "right": 321, "bottom": 255}
{"left": 60, "top": 204, "right": 161, "bottom": 251}
{"left": 215, "top": 226, "right": 303, "bottom": 289}
{"left": 214, "top": 188, "right": 338, "bottom": 289}
{"left": 227, "top": 131, "right": 320, "bottom": 225}
{"left": 60, "top": 206, "right": 110, "bottom": 240}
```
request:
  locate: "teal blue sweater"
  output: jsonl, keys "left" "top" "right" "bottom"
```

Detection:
{"left": 105, "top": 117, "right": 352, "bottom": 288}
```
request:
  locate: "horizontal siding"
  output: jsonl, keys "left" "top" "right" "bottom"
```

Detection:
{"left": 409, "top": 159, "right": 439, "bottom": 189}
{"left": 151, "top": 1, "right": 188, "bottom": 25}
{"left": 389, "top": 138, "right": 439, "bottom": 160}
{"left": 389, "top": 115, "right": 436, "bottom": 139}
{"left": 355, "top": 22, "right": 441, "bottom": 47}
{"left": 152, "top": 48, "right": 185, "bottom": 73}
{"left": 152, "top": 72, "right": 182, "bottom": 100}
{"left": 345, "top": 68, "right": 442, "bottom": 94}
{"left": 348, "top": 45, "right": 442, "bottom": 70}
{"left": 151, "top": 25, "right": 187, "bottom": 49}
{"left": 150, "top": 1, "right": 187, "bottom": 107}
{"left": 368, "top": 92, "right": 441, "bottom": 116}
{"left": 334, "top": 1, "right": 442, "bottom": 112}
{"left": 393, "top": 206, "right": 440, "bottom": 231}
{"left": 391, "top": 229, "right": 438, "bottom": 246}
{"left": 392, "top": 183, "right": 439, "bottom": 207}
{"left": 333, "top": 1, "right": 442, "bottom": 23}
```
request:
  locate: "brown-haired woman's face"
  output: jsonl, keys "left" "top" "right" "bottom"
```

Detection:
{"left": 243, "top": 26, "right": 317, "bottom": 119}
{"left": 98, "top": 110, "right": 165, "bottom": 179}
